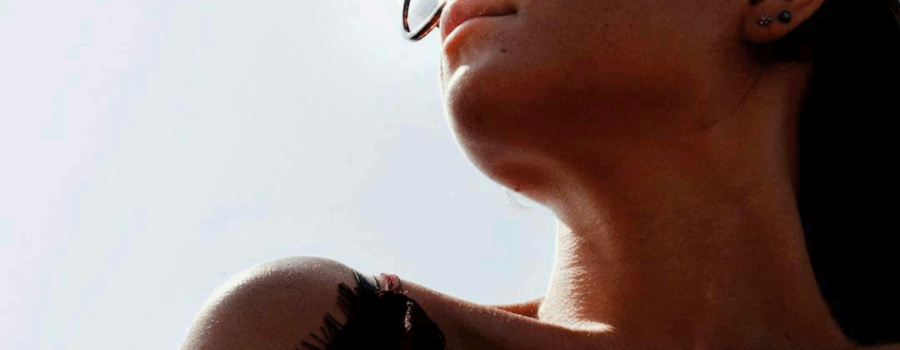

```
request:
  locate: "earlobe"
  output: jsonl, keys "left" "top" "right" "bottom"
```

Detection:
{"left": 741, "top": 0, "right": 825, "bottom": 44}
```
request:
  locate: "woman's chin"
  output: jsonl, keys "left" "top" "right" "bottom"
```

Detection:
{"left": 441, "top": 70, "right": 521, "bottom": 145}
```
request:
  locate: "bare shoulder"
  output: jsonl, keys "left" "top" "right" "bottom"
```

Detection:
{"left": 384, "top": 278, "right": 602, "bottom": 349}
{"left": 180, "top": 256, "right": 360, "bottom": 350}
{"left": 180, "top": 256, "right": 598, "bottom": 350}
{"left": 488, "top": 296, "right": 544, "bottom": 319}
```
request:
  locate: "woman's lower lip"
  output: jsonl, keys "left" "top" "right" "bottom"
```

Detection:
{"left": 441, "top": 14, "right": 515, "bottom": 55}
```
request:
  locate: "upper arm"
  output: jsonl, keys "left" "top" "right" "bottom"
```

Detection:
{"left": 180, "top": 256, "right": 360, "bottom": 350}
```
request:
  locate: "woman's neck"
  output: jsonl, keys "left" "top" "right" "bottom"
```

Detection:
{"left": 526, "top": 64, "right": 852, "bottom": 350}
{"left": 540, "top": 204, "right": 850, "bottom": 350}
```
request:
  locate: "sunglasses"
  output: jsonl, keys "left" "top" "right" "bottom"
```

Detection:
{"left": 402, "top": 0, "right": 445, "bottom": 41}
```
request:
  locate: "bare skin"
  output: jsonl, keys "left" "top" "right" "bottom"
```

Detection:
{"left": 182, "top": 0, "right": 896, "bottom": 349}
{"left": 437, "top": 0, "right": 870, "bottom": 348}
{"left": 179, "top": 257, "right": 885, "bottom": 350}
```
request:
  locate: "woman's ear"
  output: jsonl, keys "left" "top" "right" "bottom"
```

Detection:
{"left": 741, "top": 0, "right": 826, "bottom": 44}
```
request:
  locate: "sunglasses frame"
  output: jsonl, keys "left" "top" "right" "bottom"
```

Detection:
{"left": 403, "top": 0, "right": 445, "bottom": 41}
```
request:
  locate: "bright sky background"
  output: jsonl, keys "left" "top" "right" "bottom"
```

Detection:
{"left": 0, "top": 1, "right": 559, "bottom": 349}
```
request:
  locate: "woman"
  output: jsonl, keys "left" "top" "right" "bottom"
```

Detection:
{"left": 181, "top": 0, "right": 900, "bottom": 349}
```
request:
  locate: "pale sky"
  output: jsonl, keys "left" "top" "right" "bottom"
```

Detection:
{"left": 0, "top": 1, "right": 558, "bottom": 349}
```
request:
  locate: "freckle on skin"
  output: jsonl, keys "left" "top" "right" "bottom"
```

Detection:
{"left": 501, "top": 48, "right": 507, "bottom": 53}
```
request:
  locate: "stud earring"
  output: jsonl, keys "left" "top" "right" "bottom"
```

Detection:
{"left": 757, "top": 15, "right": 773, "bottom": 26}
{"left": 777, "top": 10, "right": 792, "bottom": 23}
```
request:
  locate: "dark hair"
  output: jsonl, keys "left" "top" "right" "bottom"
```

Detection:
{"left": 756, "top": 0, "right": 900, "bottom": 346}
